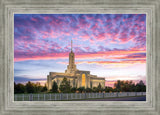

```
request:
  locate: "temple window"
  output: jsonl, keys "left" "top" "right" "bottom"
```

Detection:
{"left": 82, "top": 74, "right": 86, "bottom": 87}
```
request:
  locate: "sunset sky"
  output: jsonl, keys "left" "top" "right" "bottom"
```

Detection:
{"left": 14, "top": 14, "right": 146, "bottom": 87}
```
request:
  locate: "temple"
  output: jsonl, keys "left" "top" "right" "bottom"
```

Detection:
{"left": 47, "top": 40, "right": 105, "bottom": 90}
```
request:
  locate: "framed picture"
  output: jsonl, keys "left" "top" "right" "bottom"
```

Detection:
{"left": 0, "top": 0, "right": 160, "bottom": 115}
{"left": 13, "top": 14, "right": 146, "bottom": 101}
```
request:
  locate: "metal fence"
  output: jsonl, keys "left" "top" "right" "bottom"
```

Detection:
{"left": 14, "top": 92, "right": 146, "bottom": 101}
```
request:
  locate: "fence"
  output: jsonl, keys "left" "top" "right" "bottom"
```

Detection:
{"left": 14, "top": 92, "right": 146, "bottom": 101}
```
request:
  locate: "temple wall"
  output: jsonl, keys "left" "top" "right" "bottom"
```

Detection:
{"left": 47, "top": 72, "right": 105, "bottom": 90}
{"left": 91, "top": 79, "right": 105, "bottom": 88}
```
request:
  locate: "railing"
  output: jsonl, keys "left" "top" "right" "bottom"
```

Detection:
{"left": 14, "top": 92, "right": 146, "bottom": 101}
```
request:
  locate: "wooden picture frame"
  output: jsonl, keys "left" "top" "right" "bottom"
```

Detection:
{"left": 0, "top": 0, "right": 160, "bottom": 115}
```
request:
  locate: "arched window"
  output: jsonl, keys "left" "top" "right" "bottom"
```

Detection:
{"left": 82, "top": 74, "right": 86, "bottom": 87}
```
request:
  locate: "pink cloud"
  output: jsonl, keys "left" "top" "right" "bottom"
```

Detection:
{"left": 43, "top": 16, "right": 50, "bottom": 21}
{"left": 96, "top": 33, "right": 106, "bottom": 41}
{"left": 31, "top": 17, "right": 38, "bottom": 22}
{"left": 14, "top": 52, "right": 69, "bottom": 62}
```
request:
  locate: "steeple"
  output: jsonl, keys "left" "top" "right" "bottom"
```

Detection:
{"left": 71, "top": 40, "right": 72, "bottom": 52}
{"left": 65, "top": 40, "right": 77, "bottom": 74}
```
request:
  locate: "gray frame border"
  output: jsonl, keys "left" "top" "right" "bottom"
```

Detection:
{"left": 0, "top": 0, "right": 160, "bottom": 115}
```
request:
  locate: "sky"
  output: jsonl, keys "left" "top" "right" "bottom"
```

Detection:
{"left": 14, "top": 14, "right": 146, "bottom": 87}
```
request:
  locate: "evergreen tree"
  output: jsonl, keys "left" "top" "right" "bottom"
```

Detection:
{"left": 135, "top": 80, "right": 146, "bottom": 92}
{"left": 71, "top": 87, "right": 77, "bottom": 93}
{"left": 114, "top": 80, "right": 121, "bottom": 92}
{"left": 97, "top": 83, "right": 103, "bottom": 92}
{"left": 113, "top": 80, "right": 146, "bottom": 92}
{"left": 34, "top": 82, "right": 43, "bottom": 93}
{"left": 85, "top": 88, "right": 92, "bottom": 93}
{"left": 77, "top": 87, "right": 85, "bottom": 93}
{"left": 59, "top": 77, "right": 71, "bottom": 93}
{"left": 52, "top": 81, "right": 58, "bottom": 93}
{"left": 14, "top": 82, "right": 26, "bottom": 94}
{"left": 26, "top": 81, "right": 35, "bottom": 93}
{"left": 41, "top": 84, "right": 48, "bottom": 92}
{"left": 104, "top": 86, "right": 114, "bottom": 92}
{"left": 92, "top": 87, "right": 98, "bottom": 93}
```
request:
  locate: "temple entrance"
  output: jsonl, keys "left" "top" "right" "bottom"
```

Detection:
{"left": 82, "top": 74, "right": 86, "bottom": 87}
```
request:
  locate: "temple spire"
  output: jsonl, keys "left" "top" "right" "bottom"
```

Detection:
{"left": 65, "top": 39, "right": 77, "bottom": 73}
{"left": 71, "top": 40, "right": 72, "bottom": 52}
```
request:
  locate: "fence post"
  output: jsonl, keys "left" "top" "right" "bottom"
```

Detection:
{"left": 49, "top": 94, "right": 51, "bottom": 100}
{"left": 55, "top": 94, "right": 57, "bottom": 101}
{"left": 103, "top": 93, "right": 104, "bottom": 98}
{"left": 29, "top": 94, "right": 33, "bottom": 101}
{"left": 85, "top": 93, "right": 87, "bottom": 99}
{"left": 37, "top": 94, "right": 39, "bottom": 101}
{"left": 44, "top": 94, "right": 45, "bottom": 101}
{"left": 71, "top": 93, "right": 73, "bottom": 100}
{"left": 75, "top": 93, "right": 77, "bottom": 99}
{"left": 22, "top": 94, "right": 24, "bottom": 101}
{"left": 117, "top": 92, "right": 118, "bottom": 97}
{"left": 31, "top": 94, "right": 32, "bottom": 101}
{"left": 67, "top": 93, "right": 68, "bottom": 100}
{"left": 60, "top": 93, "right": 63, "bottom": 100}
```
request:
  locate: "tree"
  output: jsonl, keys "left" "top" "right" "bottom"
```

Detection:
{"left": 59, "top": 77, "right": 71, "bottom": 93}
{"left": 114, "top": 80, "right": 121, "bottom": 92}
{"left": 14, "top": 82, "right": 17, "bottom": 94}
{"left": 85, "top": 88, "right": 92, "bottom": 93}
{"left": 41, "top": 84, "right": 48, "bottom": 92}
{"left": 92, "top": 87, "right": 98, "bottom": 93}
{"left": 104, "top": 86, "right": 114, "bottom": 92}
{"left": 34, "top": 82, "right": 43, "bottom": 93}
{"left": 77, "top": 87, "right": 85, "bottom": 93}
{"left": 121, "top": 80, "right": 130, "bottom": 92}
{"left": 26, "top": 81, "right": 35, "bottom": 93}
{"left": 97, "top": 83, "right": 103, "bottom": 92}
{"left": 128, "top": 81, "right": 136, "bottom": 92}
{"left": 52, "top": 81, "right": 58, "bottom": 93}
{"left": 135, "top": 80, "right": 146, "bottom": 92}
{"left": 14, "top": 82, "right": 26, "bottom": 94}
{"left": 113, "top": 80, "right": 137, "bottom": 92}
{"left": 71, "top": 87, "right": 77, "bottom": 93}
